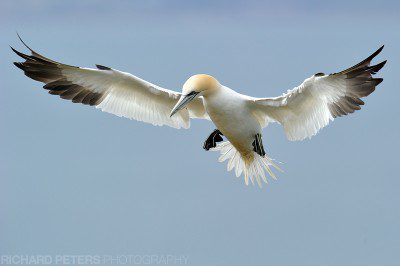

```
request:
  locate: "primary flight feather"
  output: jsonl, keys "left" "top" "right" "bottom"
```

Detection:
{"left": 11, "top": 36, "right": 386, "bottom": 187}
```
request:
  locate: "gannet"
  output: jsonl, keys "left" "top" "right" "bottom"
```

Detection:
{"left": 11, "top": 36, "right": 386, "bottom": 187}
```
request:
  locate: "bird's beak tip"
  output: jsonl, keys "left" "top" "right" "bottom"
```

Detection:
{"left": 169, "top": 109, "right": 178, "bottom": 117}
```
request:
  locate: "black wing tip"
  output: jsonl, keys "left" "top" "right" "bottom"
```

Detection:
{"left": 13, "top": 62, "right": 26, "bottom": 71}
{"left": 10, "top": 46, "right": 31, "bottom": 60}
{"left": 10, "top": 45, "right": 18, "bottom": 54}
{"left": 16, "top": 32, "right": 34, "bottom": 52}
{"left": 368, "top": 60, "right": 387, "bottom": 75}
{"left": 368, "top": 45, "right": 385, "bottom": 61}
{"left": 376, "top": 59, "right": 387, "bottom": 69}
{"left": 96, "top": 64, "right": 112, "bottom": 70}
{"left": 373, "top": 45, "right": 384, "bottom": 56}
{"left": 10, "top": 45, "right": 20, "bottom": 54}
{"left": 374, "top": 78, "right": 383, "bottom": 86}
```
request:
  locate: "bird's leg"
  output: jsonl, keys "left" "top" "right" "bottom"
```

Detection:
{"left": 252, "top": 133, "right": 266, "bottom": 157}
{"left": 203, "top": 129, "right": 224, "bottom": 151}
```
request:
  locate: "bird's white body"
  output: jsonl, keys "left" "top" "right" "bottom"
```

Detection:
{"left": 203, "top": 86, "right": 260, "bottom": 157}
{"left": 12, "top": 37, "right": 386, "bottom": 187}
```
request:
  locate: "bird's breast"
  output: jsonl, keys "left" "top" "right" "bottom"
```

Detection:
{"left": 204, "top": 90, "right": 261, "bottom": 154}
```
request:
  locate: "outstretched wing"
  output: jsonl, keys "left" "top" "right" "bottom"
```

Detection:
{"left": 12, "top": 36, "right": 208, "bottom": 129}
{"left": 249, "top": 46, "right": 386, "bottom": 141}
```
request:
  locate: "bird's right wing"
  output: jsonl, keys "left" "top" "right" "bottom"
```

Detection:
{"left": 12, "top": 37, "right": 209, "bottom": 129}
{"left": 248, "top": 46, "right": 386, "bottom": 141}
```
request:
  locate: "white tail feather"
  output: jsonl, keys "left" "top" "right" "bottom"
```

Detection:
{"left": 211, "top": 141, "right": 282, "bottom": 187}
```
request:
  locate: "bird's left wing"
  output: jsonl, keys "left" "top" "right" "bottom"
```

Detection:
{"left": 12, "top": 38, "right": 208, "bottom": 129}
{"left": 248, "top": 46, "right": 386, "bottom": 141}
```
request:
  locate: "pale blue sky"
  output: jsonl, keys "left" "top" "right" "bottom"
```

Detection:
{"left": 1, "top": 1, "right": 399, "bottom": 265}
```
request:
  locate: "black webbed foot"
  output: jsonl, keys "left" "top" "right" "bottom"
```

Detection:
{"left": 252, "top": 133, "right": 266, "bottom": 157}
{"left": 203, "top": 129, "right": 224, "bottom": 151}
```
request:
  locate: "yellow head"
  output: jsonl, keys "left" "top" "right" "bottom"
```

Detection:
{"left": 170, "top": 74, "right": 220, "bottom": 117}
{"left": 182, "top": 74, "right": 220, "bottom": 95}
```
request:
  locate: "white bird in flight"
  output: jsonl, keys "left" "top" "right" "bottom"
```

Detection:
{"left": 12, "top": 36, "right": 386, "bottom": 187}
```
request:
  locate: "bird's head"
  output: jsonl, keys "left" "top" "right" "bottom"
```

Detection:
{"left": 170, "top": 74, "right": 220, "bottom": 117}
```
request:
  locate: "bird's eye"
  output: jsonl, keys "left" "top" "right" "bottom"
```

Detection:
{"left": 186, "top": 91, "right": 197, "bottom": 96}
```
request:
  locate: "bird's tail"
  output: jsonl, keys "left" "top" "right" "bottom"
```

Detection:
{"left": 210, "top": 141, "right": 282, "bottom": 187}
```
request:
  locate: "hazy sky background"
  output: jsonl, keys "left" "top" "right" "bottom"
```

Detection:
{"left": 1, "top": 1, "right": 399, "bottom": 265}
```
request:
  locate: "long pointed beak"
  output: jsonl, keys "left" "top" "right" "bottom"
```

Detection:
{"left": 170, "top": 92, "right": 199, "bottom": 117}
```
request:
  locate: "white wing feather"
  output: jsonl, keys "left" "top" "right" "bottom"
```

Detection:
{"left": 248, "top": 46, "right": 386, "bottom": 141}
{"left": 12, "top": 42, "right": 208, "bottom": 129}
{"left": 62, "top": 67, "right": 207, "bottom": 129}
